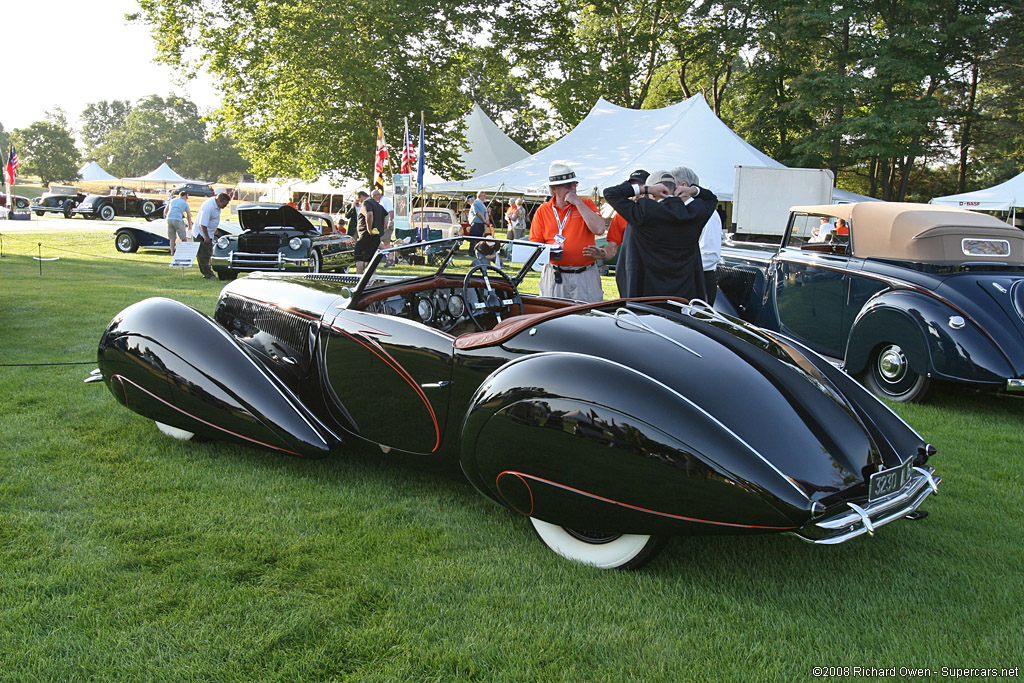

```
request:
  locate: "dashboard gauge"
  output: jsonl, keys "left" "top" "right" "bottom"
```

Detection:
{"left": 417, "top": 297, "right": 435, "bottom": 322}
{"left": 447, "top": 294, "right": 465, "bottom": 318}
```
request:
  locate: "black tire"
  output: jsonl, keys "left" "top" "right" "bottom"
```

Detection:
{"left": 99, "top": 204, "right": 116, "bottom": 221}
{"left": 114, "top": 230, "right": 139, "bottom": 253}
{"left": 862, "top": 343, "right": 932, "bottom": 403}
{"left": 15, "top": 197, "right": 29, "bottom": 209}
{"left": 216, "top": 270, "right": 237, "bottom": 281}
{"left": 310, "top": 248, "right": 323, "bottom": 273}
{"left": 529, "top": 518, "right": 666, "bottom": 570}
{"left": 35, "top": 210, "right": 44, "bottom": 217}
{"left": 142, "top": 200, "right": 156, "bottom": 215}
{"left": 63, "top": 200, "right": 75, "bottom": 218}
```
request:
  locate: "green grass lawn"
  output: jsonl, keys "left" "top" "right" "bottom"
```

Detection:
{"left": 1, "top": 231, "right": 1021, "bottom": 681}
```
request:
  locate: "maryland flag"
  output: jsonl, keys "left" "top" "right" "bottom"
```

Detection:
{"left": 373, "top": 122, "right": 388, "bottom": 192}
{"left": 400, "top": 118, "right": 416, "bottom": 174}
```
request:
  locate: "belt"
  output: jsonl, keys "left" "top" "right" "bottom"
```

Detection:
{"left": 551, "top": 264, "right": 592, "bottom": 274}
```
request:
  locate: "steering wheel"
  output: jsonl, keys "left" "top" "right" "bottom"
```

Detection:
{"left": 462, "top": 263, "right": 522, "bottom": 331}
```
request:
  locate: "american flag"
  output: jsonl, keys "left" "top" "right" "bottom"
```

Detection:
{"left": 5, "top": 144, "right": 18, "bottom": 184}
{"left": 373, "top": 122, "right": 388, "bottom": 192}
{"left": 400, "top": 118, "right": 416, "bottom": 174}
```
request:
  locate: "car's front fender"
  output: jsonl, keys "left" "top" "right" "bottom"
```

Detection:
{"left": 459, "top": 352, "right": 807, "bottom": 537}
{"left": 845, "top": 289, "right": 1014, "bottom": 386}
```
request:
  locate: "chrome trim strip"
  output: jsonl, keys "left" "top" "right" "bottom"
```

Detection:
{"left": 600, "top": 307, "right": 702, "bottom": 358}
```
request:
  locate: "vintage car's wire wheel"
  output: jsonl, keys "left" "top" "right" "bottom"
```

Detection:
{"left": 142, "top": 200, "right": 156, "bottom": 215}
{"left": 155, "top": 421, "right": 196, "bottom": 441}
{"left": 63, "top": 200, "right": 75, "bottom": 218}
{"left": 99, "top": 205, "right": 116, "bottom": 221}
{"left": 529, "top": 518, "right": 665, "bottom": 570}
{"left": 15, "top": 197, "right": 29, "bottom": 209}
{"left": 310, "top": 248, "right": 323, "bottom": 273}
{"left": 864, "top": 343, "right": 931, "bottom": 403}
{"left": 114, "top": 230, "right": 139, "bottom": 253}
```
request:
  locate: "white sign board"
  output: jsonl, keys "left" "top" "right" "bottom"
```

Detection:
{"left": 170, "top": 241, "right": 201, "bottom": 268}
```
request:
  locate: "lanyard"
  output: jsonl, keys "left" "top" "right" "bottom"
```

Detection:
{"left": 551, "top": 203, "right": 572, "bottom": 244}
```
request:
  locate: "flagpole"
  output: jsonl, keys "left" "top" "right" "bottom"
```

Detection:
{"left": 2, "top": 146, "right": 10, "bottom": 216}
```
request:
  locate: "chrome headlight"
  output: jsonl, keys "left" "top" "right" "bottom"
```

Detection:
{"left": 216, "top": 236, "right": 231, "bottom": 249}
{"left": 288, "top": 237, "right": 303, "bottom": 251}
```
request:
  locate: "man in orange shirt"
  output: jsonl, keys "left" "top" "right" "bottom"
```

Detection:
{"left": 529, "top": 162, "right": 606, "bottom": 302}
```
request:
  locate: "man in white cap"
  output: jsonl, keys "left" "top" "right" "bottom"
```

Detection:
{"left": 528, "top": 162, "right": 606, "bottom": 302}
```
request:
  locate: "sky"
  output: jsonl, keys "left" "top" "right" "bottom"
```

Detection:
{"left": 5, "top": 0, "right": 220, "bottom": 135}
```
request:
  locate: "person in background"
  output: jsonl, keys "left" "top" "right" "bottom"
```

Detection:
{"left": 164, "top": 190, "right": 193, "bottom": 254}
{"left": 355, "top": 190, "right": 387, "bottom": 274}
{"left": 529, "top": 162, "right": 606, "bottom": 302}
{"left": 371, "top": 189, "right": 395, "bottom": 262}
{"left": 809, "top": 216, "right": 834, "bottom": 243}
{"left": 469, "top": 191, "right": 489, "bottom": 238}
{"left": 584, "top": 169, "right": 648, "bottom": 298}
{"left": 671, "top": 166, "right": 721, "bottom": 304}
{"left": 602, "top": 169, "right": 717, "bottom": 301}
{"left": 193, "top": 192, "right": 231, "bottom": 280}
{"left": 346, "top": 193, "right": 364, "bottom": 238}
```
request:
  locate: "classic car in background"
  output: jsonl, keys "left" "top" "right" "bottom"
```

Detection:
{"left": 212, "top": 203, "right": 354, "bottom": 280}
{"left": 31, "top": 185, "right": 87, "bottom": 217}
{"left": 171, "top": 182, "right": 214, "bottom": 197}
{"left": 113, "top": 218, "right": 243, "bottom": 253}
{"left": 73, "top": 189, "right": 165, "bottom": 221}
{"left": 96, "top": 236, "right": 940, "bottom": 569}
{"left": 717, "top": 202, "right": 1024, "bottom": 402}
{"left": 0, "top": 194, "right": 30, "bottom": 210}
{"left": 404, "top": 207, "right": 462, "bottom": 240}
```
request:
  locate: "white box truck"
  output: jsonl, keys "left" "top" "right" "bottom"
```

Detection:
{"left": 732, "top": 166, "right": 834, "bottom": 239}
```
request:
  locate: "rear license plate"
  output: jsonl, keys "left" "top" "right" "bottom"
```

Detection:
{"left": 869, "top": 460, "right": 913, "bottom": 501}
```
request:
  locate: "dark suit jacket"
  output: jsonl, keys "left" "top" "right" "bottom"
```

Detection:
{"left": 603, "top": 181, "right": 718, "bottom": 300}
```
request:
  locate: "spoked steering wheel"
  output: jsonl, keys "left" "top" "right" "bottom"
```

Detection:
{"left": 462, "top": 264, "right": 522, "bottom": 330}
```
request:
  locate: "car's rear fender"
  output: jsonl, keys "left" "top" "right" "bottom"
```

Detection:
{"left": 459, "top": 353, "right": 807, "bottom": 536}
{"left": 98, "top": 297, "right": 337, "bottom": 457}
{"left": 845, "top": 290, "right": 1014, "bottom": 385}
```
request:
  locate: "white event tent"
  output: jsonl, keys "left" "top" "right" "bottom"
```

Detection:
{"left": 78, "top": 161, "right": 118, "bottom": 182}
{"left": 930, "top": 171, "right": 1024, "bottom": 218}
{"left": 124, "top": 162, "right": 190, "bottom": 185}
{"left": 425, "top": 95, "right": 783, "bottom": 200}
{"left": 459, "top": 104, "right": 530, "bottom": 177}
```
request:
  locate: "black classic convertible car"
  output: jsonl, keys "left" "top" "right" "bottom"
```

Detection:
{"left": 717, "top": 202, "right": 1024, "bottom": 402}
{"left": 73, "top": 188, "right": 165, "bottom": 221}
{"left": 212, "top": 203, "right": 355, "bottom": 280}
{"left": 31, "top": 186, "right": 86, "bottom": 217}
{"left": 96, "top": 237, "right": 940, "bottom": 569}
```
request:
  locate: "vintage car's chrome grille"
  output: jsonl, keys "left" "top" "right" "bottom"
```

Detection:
{"left": 220, "top": 295, "right": 312, "bottom": 352}
{"left": 238, "top": 233, "right": 281, "bottom": 254}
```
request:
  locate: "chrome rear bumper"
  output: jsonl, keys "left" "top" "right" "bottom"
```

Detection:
{"left": 791, "top": 466, "right": 940, "bottom": 544}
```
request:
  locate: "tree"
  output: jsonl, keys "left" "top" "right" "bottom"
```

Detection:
{"left": 179, "top": 136, "right": 249, "bottom": 182}
{"left": 81, "top": 100, "right": 133, "bottom": 155}
{"left": 97, "top": 95, "right": 205, "bottom": 176}
{"left": 12, "top": 118, "right": 81, "bottom": 184}
{"left": 133, "top": 0, "right": 492, "bottom": 184}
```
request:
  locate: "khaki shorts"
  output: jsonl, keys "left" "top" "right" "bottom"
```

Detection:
{"left": 380, "top": 226, "right": 394, "bottom": 243}
{"left": 167, "top": 218, "right": 188, "bottom": 241}
{"left": 539, "top": 263, "right": 603, "bottom": 303}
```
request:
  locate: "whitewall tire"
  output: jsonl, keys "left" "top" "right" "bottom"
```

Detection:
{"left": 529, "top": 518, "right": 664, "bottom": 570}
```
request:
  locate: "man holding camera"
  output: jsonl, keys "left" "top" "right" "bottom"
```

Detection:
{"left": 528, "top": 162, "right": 606, "bottom": 302}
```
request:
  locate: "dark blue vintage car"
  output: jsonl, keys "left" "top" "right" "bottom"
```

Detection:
{"left": 717, "top": 202, "right": 1024, "bottom": 402}
{"left": 212, "top": 203, "right": 355, "bottom": 280}
{"left": 95, "top": 237, "right": 940, "bottom": 569}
